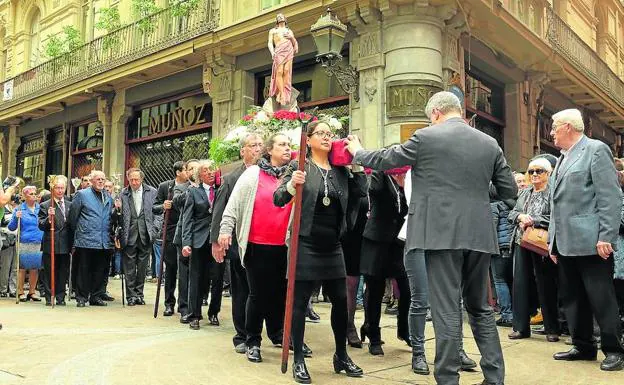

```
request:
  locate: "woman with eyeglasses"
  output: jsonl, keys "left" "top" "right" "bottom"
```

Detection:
{"left": 8, "top": 186, "right": 44, "bottom": 302}
{"left": 507, "top": 157, "right": 560, "bottom": 342}
{"left": 274, "top": 120, "right": 368, "bottom": 384}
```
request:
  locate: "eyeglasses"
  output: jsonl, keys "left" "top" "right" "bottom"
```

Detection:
{"left": 551, "top": 122, "right": 567, "bottom": 131}
{"left": 311, "top": 131, "right": 335, "bottom": 139}
{"left": 527, "top": 169, "right": 547, "bottom": 175}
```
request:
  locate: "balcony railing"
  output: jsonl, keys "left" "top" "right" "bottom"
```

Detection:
{"left": 501, "top": 2, "right": 624, "bottom": 109}
{"left": 0, "top": 0, "right": 220, "bottom": 112}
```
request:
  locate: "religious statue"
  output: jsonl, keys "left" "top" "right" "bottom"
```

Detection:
{"left": 268, "top": 13, "right": 298, "bottom": 106}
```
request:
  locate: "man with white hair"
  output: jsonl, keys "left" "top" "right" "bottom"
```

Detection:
{"left": 548, "top": 108, "right": 624, "bottom": 371}
{"left": 347, "top": 91, "right": 516, "bottom": 385}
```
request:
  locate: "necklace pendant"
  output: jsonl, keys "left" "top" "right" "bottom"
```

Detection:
{"left": 322, "top": 196, "right": 331, "bottom": 206}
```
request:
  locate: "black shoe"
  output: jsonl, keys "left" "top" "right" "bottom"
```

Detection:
{"left": 553, "top": 347, "right": 597, "bottom": 361}
{"left": 8, "top": 292, "right": 16, "bottom": 298}
{"left": 77, "top": 300, "right": 86, "bottom": 308}
{"left": 305, "top": 309, "right": 320, "bottom": 322}
{"left": 137, "top": 298, "right": 146, "bottom": 305}
{"left": 508, "top": 331, "right": 530, "bottom": 340}
{"left": 27, "top": 293, "right": 42, "bottom": 302}
{"left": 56, "top": 300, "right": 66, "bottom": 306}
{"left": 289, "top": 342, "right": 313, "bottom": 357}
{"left": 101, "top": 293, "right": 115, "bottom": 301}
{"left": 292, "top": 361, "right": 311, "bottom": 384}
{"left": 547, "top": 334, "right": 560, "bottom": 343}
{"left": 0, "top": 292, "right": 7, "bottom": 298}
{"left": 127, "top": 298, "right": 137, "bottom": 306}
{"left": 601, "top": 353, "right": 624, "bottom": 371}
{"left": 180, "top": 314, "right": 192, "bottom": 324}
{"left": 412, "top": 354, "right": 430, "bottom": 375}
{"left": 89, "top": 299, "right": 107, "bottom": 306}
{"left": 368, "top": 343, "right": 384, "bottom": 356}
{"left": 246, "top": 346, "right": 262, "bottom": 363}
{"left": 190, "top": 319, "right": 200, "bottom": 330}
{"left": 208, "top": 314, "right": 219, "bottom": 326}
{"left": 332, "top": 354, "right": 363, "bottom": 377}
{"left": 347, "top": 328, "right": 362, "bottom": 348}
{"left": 496, "top": 318, "right": 513, "bottom": 328}
{"left": 532, "top": 326, "right": 547, "bottom": 335}
{"left": 163, "top": 306, "right": 174, "bottom": 316}
{"left": 460, "top": 350, "right": 477, "bottom": 370}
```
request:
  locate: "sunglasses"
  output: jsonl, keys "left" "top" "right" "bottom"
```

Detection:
{"left": 527, "top": 168, "right": 547, "bottom": 175}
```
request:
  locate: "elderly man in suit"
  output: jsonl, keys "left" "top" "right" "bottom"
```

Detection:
{"left": 548, "top": 108, "right": 624, "bottom": 371}
{"left": 119, "top": 168, "right": 157, "bottom": 306}
{"left": 182, "top": 159, "right": 219, "bottom": 330}
{"left": 38, "top": 175, "right": 73, "bottom": 306}
{"left": 346, "top": 91, "right": 516, "bottom": 385}
{"left": 211, "top": 133, "right": 264, "bottom": 353}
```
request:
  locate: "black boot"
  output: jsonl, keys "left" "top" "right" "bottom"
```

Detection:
{"left": 292, "top": 360, "right": 311, "bottom": 384}
{"left": 367, "top": 327, "right": 384, "bottom": 356}
{"left": 412, "top": 353, "right": 430, "bottom": 375}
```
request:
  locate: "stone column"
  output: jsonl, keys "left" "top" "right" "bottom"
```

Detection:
{"left": 100, "top": 90, "right": 132, "bottom": 177}
{"left": 204, "top": 50, "right": 235, "bottom": 140}
{"left": 7, "top": 124, "right": 20, "bottom": 176}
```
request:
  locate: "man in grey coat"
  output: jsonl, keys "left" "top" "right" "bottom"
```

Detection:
{"left": 119, "top": 168, "right": 157, "bottom": 306}
{"left": 346, "top": 91, "right": 516, "bottom": 385}
{"left": 548, "top": 108, "right": 624, "bottom": 371}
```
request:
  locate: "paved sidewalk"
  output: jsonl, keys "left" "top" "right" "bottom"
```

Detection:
{"left": 0, "top": 280, "right": 619, "bottom": 385}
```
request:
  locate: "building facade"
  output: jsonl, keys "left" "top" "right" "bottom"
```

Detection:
{"left": 0, "top": 0, "right": 622, "bottom": 190}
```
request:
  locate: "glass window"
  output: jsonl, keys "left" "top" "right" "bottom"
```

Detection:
{"left": 262, "top": 0, "right": 282, "bottom": 10}
{"left": 73, "top": 121, "right": 103, "bottom": 151}
{"left": 29, "top": 9, "right": 42, "bottom": 68}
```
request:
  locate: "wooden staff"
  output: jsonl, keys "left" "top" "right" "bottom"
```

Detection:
{"left": 50, "top": 209, "right": 56, "bottom": 308}
{"left": 153, "top": 185, "right": 173, "bottom": 318}
{"left": 15, "top": 214, "right": 21, "bottom": 305}
{"left": 281, "top": 108, "right": 317, "bottom": 374}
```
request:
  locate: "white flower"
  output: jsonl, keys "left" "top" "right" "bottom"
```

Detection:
{"left": 224, "top": 126, "right": 249, "bottom": 142}
{"left": 254, "top": 110, "right": 270, "bottom": 123}
{"left": 328, "top": 117, "right": 342, "bottom": 131}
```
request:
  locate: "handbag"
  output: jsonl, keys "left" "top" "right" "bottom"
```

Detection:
{"left": 520, "top": 226, "right": 549, "bottom": 256}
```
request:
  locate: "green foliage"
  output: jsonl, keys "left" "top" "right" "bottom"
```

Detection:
{"left": 44, "top": 26, "right": 83, "bottom": 59}
{"left": 170, "top": 0, "right": 201, "bottom": 17}
{"left": 132, "top": 0, "right": 162, "bottom": 35}
{"left": 95, "top": 7, "right": 122, "bottom": 50}
{"left": 209, "top": 138, "right": 241, "bottom": 166}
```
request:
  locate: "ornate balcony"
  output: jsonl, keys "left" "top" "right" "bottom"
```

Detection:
{"left": 0, "top": 0, "right": 220, "bottom": 112}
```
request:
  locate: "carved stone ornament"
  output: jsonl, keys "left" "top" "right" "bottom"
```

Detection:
{"left": 386, "top": 80, "right": 443, "bottom": 118}
{"left": 363, "top": 70, "right": 377, "bottom": 102}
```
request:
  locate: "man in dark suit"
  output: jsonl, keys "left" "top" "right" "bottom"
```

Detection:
{"left": 548, "top": 108, "right": 624, "bottom": 371}
{"left": 38, "top": 175, "right": 73, "bottom": 306}
{"left": 119, "top": 168, "right": 157, "bottom": 306}
{"left": 211, "top": 133, "right": 264, "bottom": 353}
{"left": 347, "top": 91, "right": 516, "bottom": 385}
{"left": 153, "top": 161, "right": 189, "bottom": 316}
{"left": 182, "top": 160, "right": 219, "bottom": 330}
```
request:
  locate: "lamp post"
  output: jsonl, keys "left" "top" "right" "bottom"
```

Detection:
{"left": 310, "top": 8, "right": 359, "bottom": 102}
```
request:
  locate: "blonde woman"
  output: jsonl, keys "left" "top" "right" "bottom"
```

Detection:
{"left": 8, "top": 186, "right": 44, "bottom": 302}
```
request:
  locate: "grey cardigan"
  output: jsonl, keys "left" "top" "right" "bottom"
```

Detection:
{"left": 219, "top": 166, "right": 262, "bottom": 266}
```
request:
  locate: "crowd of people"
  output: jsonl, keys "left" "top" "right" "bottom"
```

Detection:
{"left": 1, "top": 91, "right": 623, "bottom": 384}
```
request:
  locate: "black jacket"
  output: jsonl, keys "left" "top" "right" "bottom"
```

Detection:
{"left": 274, "top": 160, "right": 368, "bottom": 239}
{"left": 38, "top": 198, "right": 74, "bottom": 254}
{"left": 153, "top": 180, "right": 189, "bottom": 241}
{"left": 210, "top": 164, "right": 246, "bottom": 245}
{"left": 362, "top": 171, "right": 408, "bottom": 242}
{"left": 182, "top": 183, "right": 217, "bottom": 249}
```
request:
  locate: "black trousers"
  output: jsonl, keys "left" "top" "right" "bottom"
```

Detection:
{"left": 205, "top": 256, "right": 225, "bottom": 316}
{"left": 123, "top": 242, "right": 150, "bottom": 300}
{"left": 42, "top": 253, "right": 70, "bottom": 302}
{"left": 76, "top": 248, "right": 110, "bottom": 303}
{"left": 615, "top": 278, "right": 624, "bottom": 318}
{"left": 71, "top": 251, "right": 80, "bottom": 294}
{"left": 163, "top": 242, "right": 178, "bottom": 308}
{"left": 178, "top": 248, "right": 190, "bottom": 315}
{"left": 558, "top": 255, "right": 624, "bottom": 354}
{"left": 245, "top": 243, "right": 287, "bottom": 347}
{"left": 188, "top": 243, "right": 211, "bottom": 319}
{"left": 230, "top": 254, "right": 249, "bottom": 346}
{"left": 363, "top": 275, "right": 410, "bottom": 343}
{"left": 512, "top": 245, "right": 560, "bottom": 335}
{"left": 292, "top": 279, "right": 348, "bottom": 362}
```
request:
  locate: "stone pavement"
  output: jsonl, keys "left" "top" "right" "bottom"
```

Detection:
{"left": 0, "top": 280, "right": 619, "bottom": 385}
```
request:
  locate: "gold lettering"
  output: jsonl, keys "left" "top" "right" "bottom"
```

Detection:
{"left": 184, "top": 107, "right": 196, "bottom": 127}
{"left": 149, "top": 116, "right": 160, "bottom": 135}
{"left": 173, "top": 107, "right": 183, "bottom": 130}
{"left": 195, "top": 104, "right": 206, "bottom": 124}
{"left": 162, "top": 112, "right": 172, "bottom": 132}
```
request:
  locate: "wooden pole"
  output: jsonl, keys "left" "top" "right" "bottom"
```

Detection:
{"left": 15, "top": 215, "right": 20, "bottom": 305}
{"left": 50, "top": 210, "right": 55, "bottom": 308}
{"left": 281, "top": 108, "right": 316, "bottom": 374}
{"left": 153, "top": 186, "right": 173, "bottom": 318}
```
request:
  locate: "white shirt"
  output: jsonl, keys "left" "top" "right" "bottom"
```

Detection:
{"left": 558, "top": 135, "right": 584, "bottom": 171}
{"left": 132, "top": 185, "right": 143, "bottom": 214}
{"left": 398, "top": 172, "right": 411, "bottom": 241}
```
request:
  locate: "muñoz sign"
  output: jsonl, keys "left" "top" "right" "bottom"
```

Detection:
{"left": 148, "top": 103, "right": 209, "bottom": 135}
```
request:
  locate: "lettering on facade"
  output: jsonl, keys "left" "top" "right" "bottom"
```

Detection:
{"left": 148, "top": 103, "right": 208, "bottom": 135}
{"left": 386, "top": 80, "right": 443, "bottom": 118}
{"left": 22, "top": 137, "right": 45, "bottom": 153}
{"left": 359, "top": 33, "right": 379, "bottom": 58}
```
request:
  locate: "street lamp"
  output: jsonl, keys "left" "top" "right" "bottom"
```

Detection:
{"left": 310, "top": 8, "right": 360, "bottom": 102}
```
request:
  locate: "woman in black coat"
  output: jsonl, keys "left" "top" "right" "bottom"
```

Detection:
{"left": 360, "top": 169, "right": 411, "bottom": 355}
{"left": 274, "top": 120, "right": 367, "bottom": 384}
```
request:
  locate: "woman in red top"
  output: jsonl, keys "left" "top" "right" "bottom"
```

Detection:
{"left": 219, "top": 133, "right": 293, "bottom": 363}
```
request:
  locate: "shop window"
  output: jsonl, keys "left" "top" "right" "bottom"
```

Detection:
{"left": 29, "top": 9, "right": 42, "bottom": 69}
{"left": 73, "top": 121, "right": 103, "bottom": 151}
{"left": 71, "top": 119, "right": 103, "bottom": 179}
{"left": 16, "top": 135, "right": 45, "bottom": 188}
{"left": 262, "top": 0, "right": 283, "bottom": 10}
{"left": 465, "top": 71, "right": 505, "bottom": 148}
{"left": 46, "top": 127, "right": 65, "bottom": 182}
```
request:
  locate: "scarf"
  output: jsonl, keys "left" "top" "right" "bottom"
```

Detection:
{"left": 258, "top": 157, "right": 289, "bottom": 178}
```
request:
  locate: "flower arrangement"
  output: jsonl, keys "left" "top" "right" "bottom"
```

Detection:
{"left": 209, "top": 107, "right": 347, "bottom": 166}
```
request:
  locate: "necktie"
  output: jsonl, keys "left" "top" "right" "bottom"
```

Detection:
{"left": 59, "top": 200, "right": 66, "bottom": 220}
{"left": 208, "top": 186, "right": 215, "bottom": 206}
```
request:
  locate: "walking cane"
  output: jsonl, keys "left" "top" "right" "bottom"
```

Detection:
{"left": 15, "top": 214, "right": 21, "bottom": 305}
{"left": 281, "top": 108, "right": 317, "bottom": 374}
{"left": 154, "top": 185, "right": 173, "bottom": 318}
{"left": 50, "top": 209, "right": 55, "bottom": 308}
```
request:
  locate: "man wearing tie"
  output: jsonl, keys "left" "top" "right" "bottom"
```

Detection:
{"left": 182, "top": 160, "right": 219, "bottom": 330}
{"left": 38, "top": 175, "right": 73, "bottom": 306}
{"left": 119, "top": 168, "right": 158, "bottom": 306}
